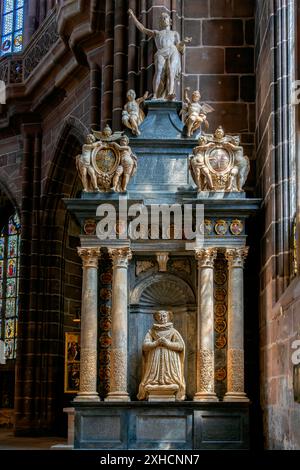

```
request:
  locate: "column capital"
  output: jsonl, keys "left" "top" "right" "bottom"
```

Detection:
{"left": 225, "top": 247, "right": 249, "bottom": 268}
{"left": 108, "top": 247, "right": 132, "bottom": 268}
{"left": 77, "top": 247, "right": 101, "bottom": 268}
{"left": 195, "top": 248, "right": 218, "bottom": 268}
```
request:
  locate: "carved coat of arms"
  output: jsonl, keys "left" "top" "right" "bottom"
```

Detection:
{"left": 76, "top": 125, "right": 137, "bottom": 193}
{"left": 189, "top": 126, "right": 250, "bottom": 192}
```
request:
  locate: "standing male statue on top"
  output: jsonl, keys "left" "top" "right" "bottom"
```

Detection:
{"left": 128, "top": 9, "right": 191, "bottom": 100}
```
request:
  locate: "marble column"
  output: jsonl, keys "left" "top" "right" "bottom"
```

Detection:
{"left": 105, "top": 247, "right": 132, "bottom": 401}
{"left": 74, "top": 247, "right": 101, "bottom": 402}
{"left": 224, "top": 247, "right": 249, "bottom": 402}
{"left": 194, "top": 248, "right": 218, "bottom": 402}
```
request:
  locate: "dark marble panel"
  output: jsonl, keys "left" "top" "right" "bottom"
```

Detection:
{"left": 74, "top": 403, "right": 250, "bottom": 450}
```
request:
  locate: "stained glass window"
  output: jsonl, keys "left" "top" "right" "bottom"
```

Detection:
{"left": 0, "top": 213, "right": 20, "bottom": 360}
{"left": 0, "top": 0, "right": 24, "bottom": 56}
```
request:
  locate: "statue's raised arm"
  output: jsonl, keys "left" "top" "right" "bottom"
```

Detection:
{"left": 128, "top": 9, "right": 155, "bottom": 37}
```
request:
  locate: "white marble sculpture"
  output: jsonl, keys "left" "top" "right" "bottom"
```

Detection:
{"left": 112, "top": 135, "right": 137, "bottom": 192}
{"left": 122, "top": 89, "right": 149, "bottom": 136}
{"left": 137, "top": 310, "right": 186, "bottom": 401}
{"left": 76, "top": 134, "right": 101, "bottom": 192}
{"left": 182, "top": 88, "right": 214, "bottom": 137}
{"left": 129, "top": 9, "right": 191, "bottom": 100}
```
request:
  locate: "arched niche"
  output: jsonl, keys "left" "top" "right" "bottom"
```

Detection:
{"left": 129, "top": 272, "right": 196, "bottom": 400}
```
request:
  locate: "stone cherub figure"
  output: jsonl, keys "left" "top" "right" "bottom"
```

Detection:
{"left": 226, "top": 136, "right": 250, "bottom": 191}
{"left": 128, "top": 9, "right": 192, "bottom": 100}
{"left": 137, "top": 310, "right": 186, "bottom": 401}
{"left": 112, "top": 135, "right": 137, "bottom": 192}
{"left": 189, "top": 137, "right": 214, "bottom": 191}
{"left": 76, "top": 134, "right": 101, "bottom": 192}
{"left": 122, "top": 89, "right": 149, "bottom": 136}
{"left": 182, "top": 88, "right": 214, "bottom": 137}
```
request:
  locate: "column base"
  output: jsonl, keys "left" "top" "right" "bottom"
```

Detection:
{"left": 105, "top": 392, "right": 130, "bottom": 402}
{"left": 74, "top": 393, "right": 100, "bottom": 403}
{"left": 223, "top": 392, "right": 249, "bottom": 403}
{"left": 193, "top": 392, "right": 218, "bottom": 402}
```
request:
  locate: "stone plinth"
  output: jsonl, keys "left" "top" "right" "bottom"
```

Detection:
{"left": 146, "top": 385, "right": 178, "bottom": 402}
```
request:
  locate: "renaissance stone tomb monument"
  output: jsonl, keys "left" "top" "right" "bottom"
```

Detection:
{"left": 64, "top": 10, "right": 260, "bottom": 450}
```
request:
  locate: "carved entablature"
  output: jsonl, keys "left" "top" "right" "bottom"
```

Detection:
{"left": 189, "top": 126, "right": 250, "bottom": 192}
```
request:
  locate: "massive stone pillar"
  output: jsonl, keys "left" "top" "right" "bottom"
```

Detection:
{"left": 74, "top": 247, "right": 101, "bottom": 402}
{"left": 194, "top": 248, "right": 218, "bottom": 402}
{"left": 224, "top": 247, "right": 249, "bottom": 402}
{"left": 106, "top": 247, "right": 132, "bottom": 401}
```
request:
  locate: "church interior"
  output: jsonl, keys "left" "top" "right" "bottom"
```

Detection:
{"left": 0, "top": 0, "right": 299, "bottom": 451}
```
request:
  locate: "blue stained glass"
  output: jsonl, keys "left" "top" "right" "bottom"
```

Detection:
{"left": 13, "top": 213, "right": 20, "bottom": 229}
{"left": 1, "top": 1, "right": 24, "bottom": 56}
{"left": 1, "top": 34, "right": 12, "bottom": 54}
{"left": 13, "top": 32, "right": 22, "bottom": 51}
{"left": 2, "top": 12, "right": 13, "bottom": 35}
{"left": 4, "top": 0, "right": 14, "bottom": 14}
{"left": 15, "top": 8, "right": 23, "bottom": 30}
{"left": 14, "top": 31, "right": 23, "bottom": 52}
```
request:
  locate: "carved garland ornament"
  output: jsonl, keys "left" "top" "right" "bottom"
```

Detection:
{"left": 198, "top": 349, "right": 215, "bottom": 393}
{"left": 227, "top": 349, "right": 244, "bottom": 393}
{"left": 110, "top": 349, "right": 127, "bottom": 392}
{"left": 79, "top": 350, "right": 98, "bottom": 393}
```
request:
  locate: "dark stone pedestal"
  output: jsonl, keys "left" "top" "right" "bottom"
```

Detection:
{"left": 74, "top": 401, "right": 249, "bottom": 450}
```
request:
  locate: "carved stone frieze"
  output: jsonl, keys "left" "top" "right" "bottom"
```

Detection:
{"left": 169, "top": 259, "right": 191, "bottom": 274}
{"left": 136, "top": 260, "right": 155, "bottom": 276}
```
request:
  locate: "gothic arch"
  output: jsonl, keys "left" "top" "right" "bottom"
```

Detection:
{"left": 43, "top": 115, "right": 88, "bottom": 209}
{"left": 0, "top": 180, "right": 19, "bottom": 229}
{"left": 35, "top": 116, "right": 87, "bottom": 429}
